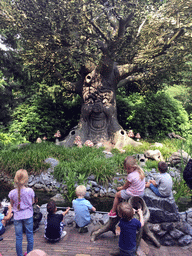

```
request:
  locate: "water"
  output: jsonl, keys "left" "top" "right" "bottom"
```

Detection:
{"left": 0, "top": 181, "right": 113, "bottom": 211}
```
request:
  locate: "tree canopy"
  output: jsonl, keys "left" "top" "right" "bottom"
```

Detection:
{"left": 0, "top": 0, "right": 191, "bottom": 94}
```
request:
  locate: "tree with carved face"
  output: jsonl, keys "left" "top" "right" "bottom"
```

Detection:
{"left": 0, "top": 0, "right": 191, "bottom": 147}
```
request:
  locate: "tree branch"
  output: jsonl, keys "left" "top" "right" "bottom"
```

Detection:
{"left": 54, "top": 71, "right": 82, "bottom": 94}
{"left": 118, "top": 13, "right": 134, "bottom": 38}
{"left": 116, "top": 63, "right": 136, "bottom": 78}
{"left": 117, "top": 73, "right": 144, "bottom": 88}
{"left": 83, "top": 12, "right": 109, "bottom": 44}
{"left": 136, "top": 19, "right": 147, "bottom": 37}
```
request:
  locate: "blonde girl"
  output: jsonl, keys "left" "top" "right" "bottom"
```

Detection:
{"left": 109, "top": 156, "right": 145, "bottom": 218}
{"left": 8, "top": 169, "right": 35, "bottom": 256}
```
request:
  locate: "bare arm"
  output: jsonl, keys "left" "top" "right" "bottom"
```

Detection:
{"left": 62, "top": 207, "right": 70, "bottom": 216}
{"left": 149, "top": 180, "right": 157, "bottom": 186}
{"left": 3, "top": 205, "right": 12, "bottom": 221}
{"left": 137, "top": 209, "right": 144, "bottom": 227}
{"left": 117, "top": 180, "right": 131, "bottom": 191}
{"left": 10, "top": 199, "right": 14, "bottom": 207}
{"left": 91, "top": 206, "right": 96, "bottom": 212}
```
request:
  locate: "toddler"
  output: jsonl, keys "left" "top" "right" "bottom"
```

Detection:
{"left": 44, "top": 200, "right": 70, "bottom": 242}
{"left": 72, "top": 185, "right": 96, "bottom": 233}
{"left": 145, "top": 161, "right": 173, "bottom": 197}
{"left": 109, "top": 156, "right": 145, "bottom": 217}
{"left": 117, "top": 202, "right": 144, "bottom": 256}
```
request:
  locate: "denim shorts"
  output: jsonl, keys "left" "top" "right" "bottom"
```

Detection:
{"left": 120, "top": 190, "right": 131, "bottom": 200}
{"left": 120, "top": 246, "right": 136, "bottom": 256}
{"left": 0, "top": 225, "right": 5, "bottom": 236}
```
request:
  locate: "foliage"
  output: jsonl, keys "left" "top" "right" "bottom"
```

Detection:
{"left": 1, "top": 138, "right": 192, "bottom": 203}
{"left": 0, "top": 131, "right": 29, "bottom": 146}
{"left": 117, "top": 91, "right": 190, "bottom": 139}
{"left": 0, "top": 0, "right": 191, "bottom": 93}
{"left": 53, "top": 146, "right": 119, "bottom": 184}
{"left": 9, "top": 92, "right": 81, "bottom": 141}
{"left": 62, "top": 171, "right": 87, "bottom": 202}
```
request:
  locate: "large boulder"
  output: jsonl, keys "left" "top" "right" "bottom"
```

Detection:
{"left": 168, "top": 150, "right": 191, "bottom": 167}
{"left": 143, "top": 188, "right": 180, "bottom": 223}
{"left": 144, "top": 149, "right": 164, "bottom": 161}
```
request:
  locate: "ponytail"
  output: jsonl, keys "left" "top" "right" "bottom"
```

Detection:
{"left": 17, "top": 186, "right": 21, "bottom": 210}
{"left": 136, "top": 166, "right": 145, "bottom": 180}
{"left": 14, "top": 169, "right": 29, "bottom": 211}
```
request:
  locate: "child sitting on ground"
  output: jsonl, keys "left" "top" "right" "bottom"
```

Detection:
{"left": 0, "top": 203, "right": 12, "bottom": 236}
{"left": 44, "top": 200, "right": 70, "bottom": 242}
{"left": 33, "top": 195, "right": 42, "bottom": 232}
{"left": 145, "top": 161, "right": 173, "bottom": 197}
{"left": 117, "top": 202, "right": 144, "bottom": 256}
{"left": 109, "top": 156, "right": 145, "bottom": 218}
{"left": 72, "top": 185, "right": 96, "bottom": 233}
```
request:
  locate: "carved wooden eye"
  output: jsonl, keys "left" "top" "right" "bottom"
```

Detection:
{"left": 85, "top": 75, "right": 92, "bottom": 83}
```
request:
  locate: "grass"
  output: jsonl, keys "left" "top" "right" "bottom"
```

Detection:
{"left": 0, "top": 138, "right": 192, "bottom": 202}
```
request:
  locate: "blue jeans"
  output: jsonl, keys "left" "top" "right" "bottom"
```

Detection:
{"left": 149, "top": 184, "right": 164, "bottom": 197}
{"left": 120, "top": 246, "right": 136, "bottom": 256}
{"left": 14, "top": 217, "right": 33, "bottom": 256}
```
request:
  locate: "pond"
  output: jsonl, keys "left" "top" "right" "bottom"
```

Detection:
{"left": 0, "top": 180, "right": 191, "bottom": 213}
{"left": 0, "top": 181, "right": 113, "bottom": 212}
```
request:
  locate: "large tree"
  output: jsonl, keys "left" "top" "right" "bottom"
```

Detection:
{"left": 0, "top": 0, "right": 192, "bottom": 147}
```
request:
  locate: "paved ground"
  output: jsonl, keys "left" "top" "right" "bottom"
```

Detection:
{"left": 1, "top": 224, "right": 192, "bottom": 256}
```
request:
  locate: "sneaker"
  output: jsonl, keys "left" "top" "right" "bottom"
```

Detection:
{"left": 24, "top": 252, "right": 27, "bottom": 256}
{"left": 61, "top": 231, "right": 67, "bottom": 239}
{"left": 78, "top": 226, "right": 88, "bottom": 233}
{"left": 108, "top": 210, "right": 117, "bottom": 218}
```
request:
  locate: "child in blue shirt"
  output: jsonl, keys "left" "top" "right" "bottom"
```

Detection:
{"left": 72, "top": 185, "right": 96, "bottom": 233}
{"left": 117, "top": 202, "right": 144, "bottom": 256}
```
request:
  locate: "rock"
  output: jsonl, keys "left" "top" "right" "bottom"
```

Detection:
{"left": 85, "top": 192, "right": 91, "bottom": 199}
{"left": 161, "top": 222, "right": 174, "bottom": 231}
{"left": 175, "top": 220, "right": 192, "bottom": 236}
{"left": 169, "top": 228, "right": 184, "bottom": 239}
{"left": 178, "top": 235, "right": 192, "bottom": 246}
{"left": 87, "top": 174, "right": 96, "bottom": 180}
{"left": 160, "top": 234, "right": 177, "bottom": 246}
{"left": 94, "top": 187, "right": 100, "bottom": 193}
{"left": 144, "top": 149, "right": 164, "bottom": 161}
{"left": 103, "top": 151, "right": 114, "bottom": 158}
{"left": 44, "top": 158, "right": 59, "bottom": 168}
{"left": 135, "top": 154, "right": 147, "bottom": 167}
{"left": 150, "top": 142, "right": 163, "bottom": 148}
{"left": 143, "top": 189, "right": 180, "bottom": 223}
{"left": 168, "top": 150, "right": 191, "bottom": 167}
{"left": 34, "top": 184, "right": 45, "bottom": 189}
{"left": 50, "top": 193, "right": 66, "bottom": 204}
{"left": 89, "top": 181, "right": 98, "bottom": 187}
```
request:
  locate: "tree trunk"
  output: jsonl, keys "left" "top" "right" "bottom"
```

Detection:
{"left": 59, "top": 64, "right": 141, "bottom": 149}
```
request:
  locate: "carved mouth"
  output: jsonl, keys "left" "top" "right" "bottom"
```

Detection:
{"left": 89, "top": 112, "right": 107, "bottom": 131}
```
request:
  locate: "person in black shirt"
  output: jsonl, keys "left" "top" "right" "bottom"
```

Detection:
{"left": 44, "top": 200, "right": 70, "bottom": 242}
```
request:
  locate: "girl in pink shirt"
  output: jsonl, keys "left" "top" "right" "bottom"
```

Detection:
{"left": 109, "top": 156, "right": 145, "bottom": 218}
{"left": 9, "top": 169, "right": 35, "bottom": 256}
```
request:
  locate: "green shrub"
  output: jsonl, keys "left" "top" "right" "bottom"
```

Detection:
{"left": 0, "top": 132, "right": 29, "bottom": 146}
{"left": 117, "top": 91, "right": 190, "bottom": 139}
{"left": 9, "top": 94, "right": 81, "bottom": 142}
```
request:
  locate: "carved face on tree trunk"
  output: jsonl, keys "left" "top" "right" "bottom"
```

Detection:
{"left": 81, "top": 70, "right": 118, "bottom": 143}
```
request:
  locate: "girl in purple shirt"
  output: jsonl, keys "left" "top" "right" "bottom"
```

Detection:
{"left": 9, "top": 169, "right": 35, "bottom": 256}
{"left": 109, "top": 156, "right": 145, "bottom": 218}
